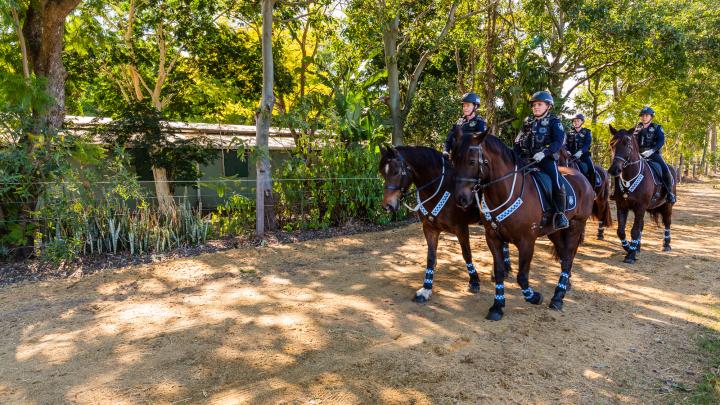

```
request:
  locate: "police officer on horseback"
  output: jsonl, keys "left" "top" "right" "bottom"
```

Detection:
{"left": 443, "top": 92, "right": 487, "bottom": 157}
{"left": 514, "top": 91, "right": 569, "bottom": 230}
{"left": 634, "top": 106, "right": 676, "bottom": 204}
{"left": 565, "top": 113, "right": 596, "bottom": 187}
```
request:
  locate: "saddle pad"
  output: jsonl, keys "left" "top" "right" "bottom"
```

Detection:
{"left": 531, "top": 171, "right": 577, "bottom": 213}
{"left": 646, "top": 160, "right": 663, "bottom": 185}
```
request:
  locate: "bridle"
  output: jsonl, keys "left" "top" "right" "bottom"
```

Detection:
{"left": 383, "top": 150, "right": 448, "bottom": 211}
{"left": 454, "top": 141, "right": 533, "bottom": 218}
{"left": 611, "top": 133, "right": 645, "bottom": 191}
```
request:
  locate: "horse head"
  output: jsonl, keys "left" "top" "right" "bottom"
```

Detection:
{"left": 452, "top": 131, "right": 490, "bottom": 209}
{"left": 608, "top": 125, "right": 640, "bottom": 177}
{"left": 379, "top": 145, "right": 412, "bottom": 212}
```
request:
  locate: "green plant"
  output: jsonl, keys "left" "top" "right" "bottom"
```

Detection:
{"left": 210, "top": 194, "right": 255, "bottom": 237}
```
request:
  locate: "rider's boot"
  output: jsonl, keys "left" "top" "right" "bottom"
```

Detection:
{"left": 553, "top": 186, "right": 569, "bottom": 230}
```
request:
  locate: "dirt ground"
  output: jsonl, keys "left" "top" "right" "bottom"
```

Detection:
{"left": 0, "top": 182, "right": 719, "bottom": 405}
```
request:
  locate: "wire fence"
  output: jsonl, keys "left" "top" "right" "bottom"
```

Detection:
{"left": 0, "top": 177, "right": 397, "bottom": 260}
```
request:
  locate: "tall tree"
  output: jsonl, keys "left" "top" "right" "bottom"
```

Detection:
{"left": 12, "top": 0, "right": 82, "bottom": 131}
{"left": 256, "top": 0, "right": 277, "bottom": 235}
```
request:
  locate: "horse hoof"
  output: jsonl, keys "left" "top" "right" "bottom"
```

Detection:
{"left": 413, "top": 294, "right": 428, "bottom": 303}
{"left": 622, "top": 245, "right": 630, "bottom": 253}
{"left": 486, "top": 309, "right": 504, "bottom": 321}
{"left": 623, "top": 257, "right": 636, "bottom": 264}
{"left": 468, "top": 283, "right": 480, "bottom": 293}
{"left": 549, "top": 299, "right": 563, "bottom": 311}
{"left": 529, "top": 292, "right": 544, "bottom": 305}
{"left": 663, "top": 245, "right": 672, "bottom": 252}
{"left": 597, "top": 234, "right": 604, "bottom": 241}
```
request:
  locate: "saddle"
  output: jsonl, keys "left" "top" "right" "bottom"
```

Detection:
{"left": 645, "top": 159, "right": 663, "bottom": 186}
{"left": 529, "top": 170, "right": 577, "bottom": 214}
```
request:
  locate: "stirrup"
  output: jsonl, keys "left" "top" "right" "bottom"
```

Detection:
{"left": 553, "top": 213, "right": 569, "bottom": 230}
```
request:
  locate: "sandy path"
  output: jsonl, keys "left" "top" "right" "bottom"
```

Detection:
{"left": 0, "top": 182, "right": 718, "bottom": 404}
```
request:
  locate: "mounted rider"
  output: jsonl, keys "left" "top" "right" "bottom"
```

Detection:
{"left": 443, "top": 92, "right": 488, "bottom": 157}
{"left": 513, "top": 91, "right": 569, "bottom": 230}
{"left": 564, "top": 113, "right": 596, "bottom": 187}
{"left": 634, "top": 106, "right": 676, "bottom": 204}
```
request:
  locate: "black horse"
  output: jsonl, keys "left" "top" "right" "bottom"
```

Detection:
{"left": 379, "top": 146, "right": 510, "bottom": 302}
{"left": 608, "top": 125, "right": 677, "bottom": 263}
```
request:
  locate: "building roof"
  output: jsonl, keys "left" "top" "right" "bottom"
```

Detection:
{"left": 65, "top": 116, "right": 299, "bottom": 150}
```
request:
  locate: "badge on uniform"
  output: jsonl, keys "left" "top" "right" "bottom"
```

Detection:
{"left": 541, "top": 118, "right": 549, "bottom": 125}
{"left": 557, "top": 122, "right": 563, "bottom": 130}
{"left": 470, "top": 121, "right": 476, "bottom": 127}
{"left": 649, "top": 127, "right": 655, "bottom": 132}
{"left": 539, "top": 127, "right": 547, "bottom": 133}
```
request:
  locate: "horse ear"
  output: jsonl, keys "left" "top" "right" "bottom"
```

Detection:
{"left": 609, "top": 124, "right": 617, "bottom": 136}
{"left": 379, "top": 145, "right": 387, "bottom": 156}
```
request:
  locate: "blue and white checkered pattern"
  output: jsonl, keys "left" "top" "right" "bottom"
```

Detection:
{"left": 419, "top": 191, "right": 451, "bottom": 218}
{"left": 423, "top": 268, "right": 434, "bottom": 289}
{"left": 481, "top": 197, "right": 524, "bottom": 223}
{"left": 522, "top": 287, "right": 535, "bottom": 301}
{"left": 557, "top": 272, "right": 569, "bottom": 290}
{"left": 628, "top": 173, "right": 645, "bottom": 192}
{"left": 466, "top": 263, "right": 477, "bottom": 275}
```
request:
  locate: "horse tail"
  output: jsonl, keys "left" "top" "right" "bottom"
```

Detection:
{"left": 591, "top": 170, "right": 613, "bottom": 228}
{"left": 647, "top": 207, "right": 662, "bottom": 226}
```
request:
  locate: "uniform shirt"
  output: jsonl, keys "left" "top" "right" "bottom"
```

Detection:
{"left": 635, "top": 122, "right": 665, "bottom": 153}
{"left": 565, "top": 127, "right": 592, "bottom": 155}
{"left": 444, "top": 114, "right": 487, "bottom": 153}
{"left": 513, "top": 114, "right": 565, "bottom": 158}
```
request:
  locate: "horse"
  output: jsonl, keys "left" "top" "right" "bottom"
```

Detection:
{"left": 558, "top": 149, "right": 613, "bottom": 240}
{"left": 379, "top": 145, "right": 511, "bottom": 303}
{"left": 607, "top": 125, "right": 676, "bottom": 264}
{"left": 451, "top": 132, "right": 595, "bottom": 320}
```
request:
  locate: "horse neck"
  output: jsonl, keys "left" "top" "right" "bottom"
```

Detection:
{"left": 397, "top": 148, "right": 446, "bottom": 195}
{"left": 482, "top": 140, "right": 519, "bottom": 206}
{"left": 620, "top": 144, "right": 643, "bottom": 181}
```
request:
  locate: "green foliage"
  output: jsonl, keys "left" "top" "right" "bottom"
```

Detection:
{"left": 404, "top": 76, "right": 461, "bottom": 147}
{"left": 210, "top": 194, "right": 255, "bottom": 237}
{"left": 274, "top": 140, "right": 394, "bottom": 230}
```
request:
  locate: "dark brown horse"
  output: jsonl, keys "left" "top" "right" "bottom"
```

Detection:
{"left": 452, "top": 133, "right": 594, "bottom": 320}
{"left": 558, "top": 149, "right": 613, "bottom": 239}
{"left": 608, "top": 125, "right": 676, "bottom": 263}
{"left": 379, "top": 146, "right": 510, "bottom": 303}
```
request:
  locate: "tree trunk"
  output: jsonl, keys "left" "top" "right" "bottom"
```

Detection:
{"left": 482, "top": 1, "right": 498, "bottom": 131}
{"left": 382, "top": 14, "right": 402, "bottom": 146}
{"left": 677, "top": 154, "right": 683, "bottom": 183}
{"left": 256, "top": 0, "right": 277, "bottom": 236}
{"left": 23, "top": 0, "right": 82, "bottom": 132}
{"left": 712, "top": 123, "right": 718, "bottom": 174}
{"left": 152, "top": 166, "right": 175, "bottom": 212}
{"left": 11, "top": 7, "right": 31, "bottom": 79}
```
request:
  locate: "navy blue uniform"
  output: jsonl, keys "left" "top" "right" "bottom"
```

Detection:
{"left": 444, "top": 115, "right": 487, "bottom": 154}
{"left": 514, "top": 113, "right": 567, "bottom": 218}
{"left": 634, "top": 122, "right": 674, "bottom": 198}
{"left": 565, "top": 127, "right": 596, "bottom": 186}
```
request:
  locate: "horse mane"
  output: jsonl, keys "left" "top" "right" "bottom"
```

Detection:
{"left": 454, "top": 132, "right": 516, "bottom": 167}
{"left": 378, "top": 145, "right": 446, "bottom": 174}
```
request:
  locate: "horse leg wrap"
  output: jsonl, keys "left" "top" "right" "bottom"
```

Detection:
{"left": 466, "top": 263, "right": 480, "bottom": 291}
{"left": 494, "top": 284, "right": 506, "bottom": 307}
{"left": 423, "top": 268, "right": 434, "bottom": 289}
{"left": 621, "top": 239, "right": 630, "bottom": 252}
